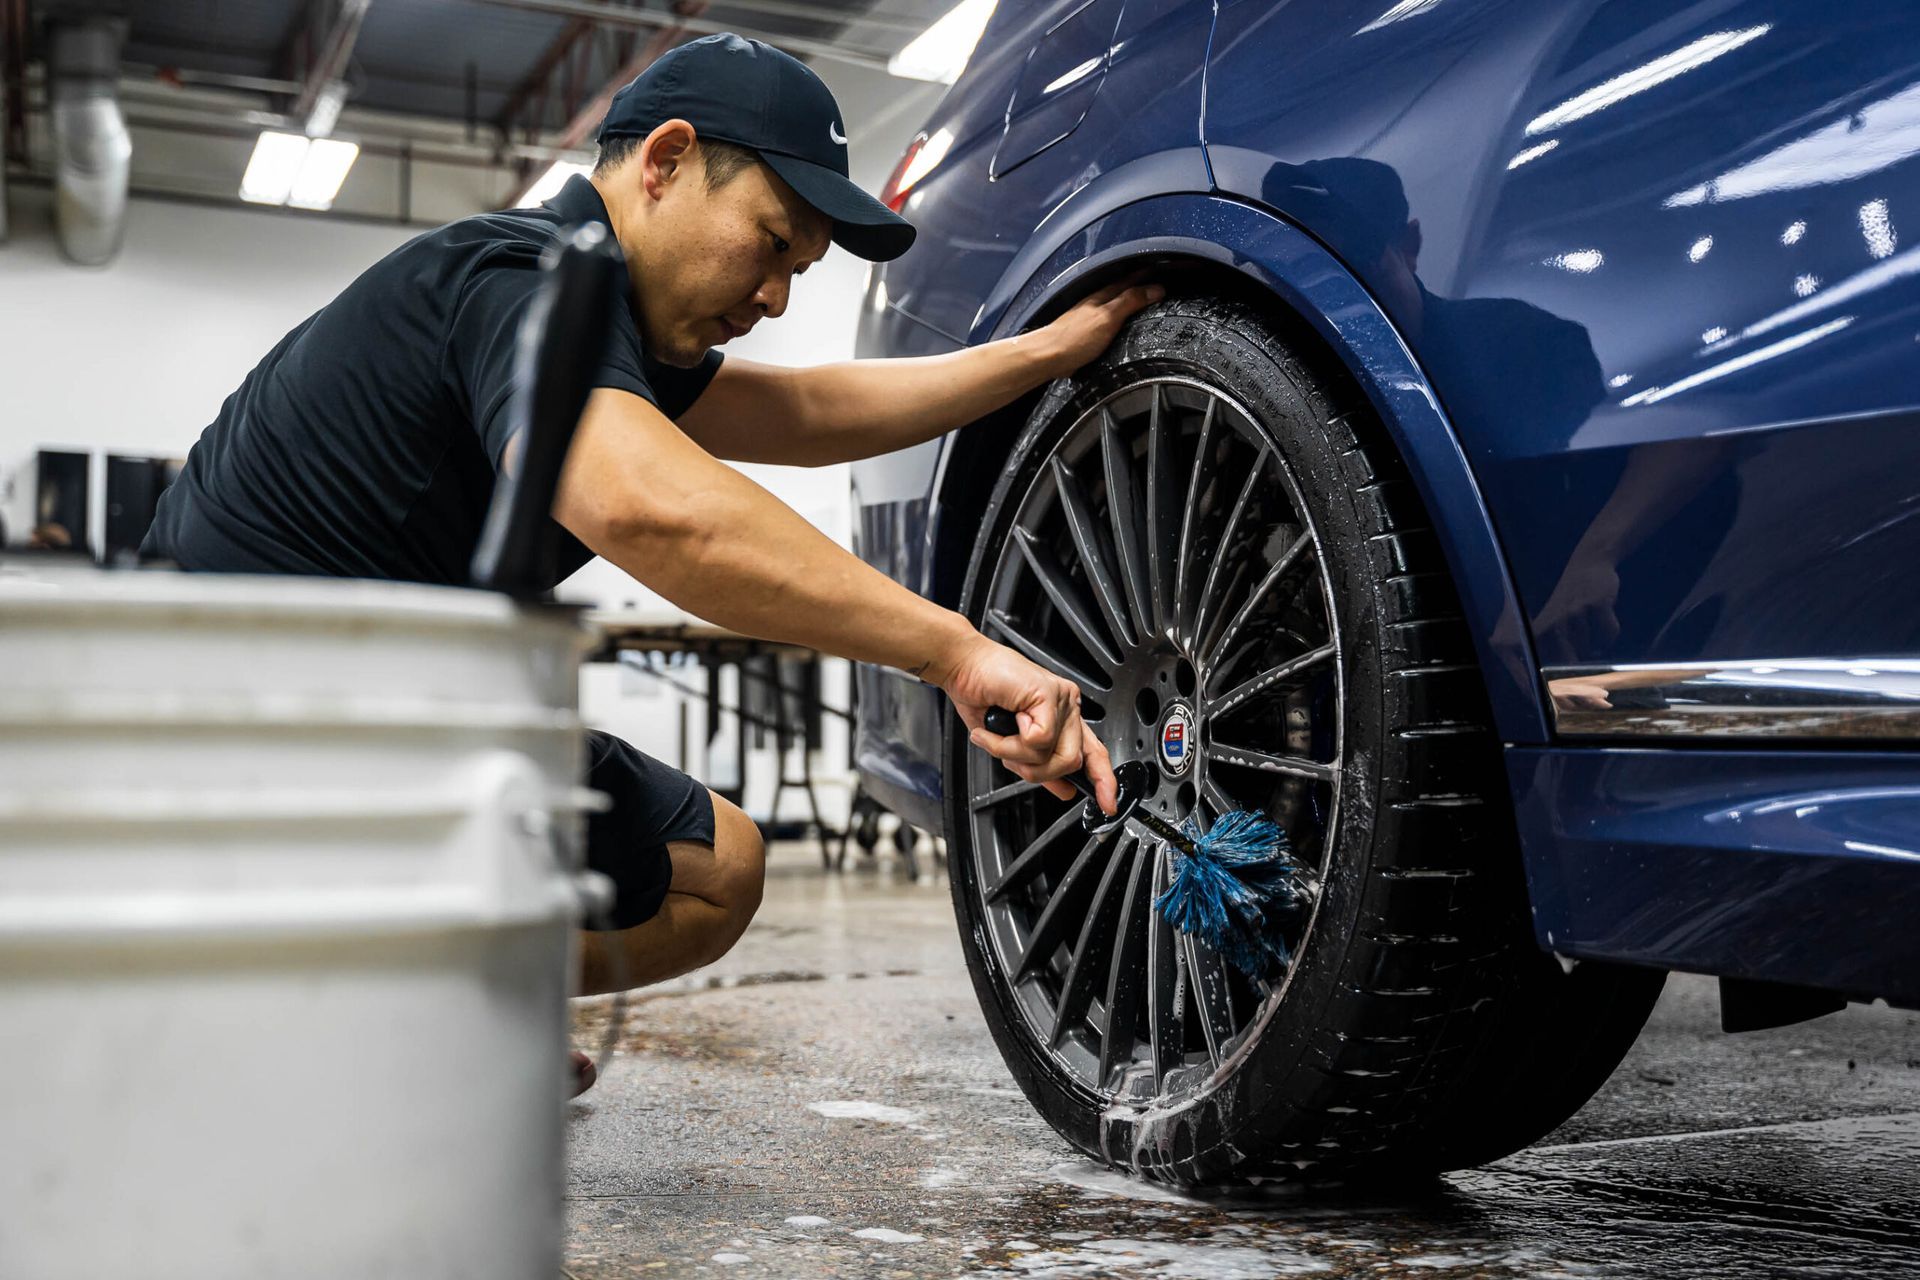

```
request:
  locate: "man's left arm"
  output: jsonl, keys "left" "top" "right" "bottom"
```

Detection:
{"left": 676, "top": 279, "right": 1163, "bottom": 466}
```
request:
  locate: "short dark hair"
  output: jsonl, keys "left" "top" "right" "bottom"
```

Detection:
{"left": 593, "top": 132, "right": 760, "bottom": 191}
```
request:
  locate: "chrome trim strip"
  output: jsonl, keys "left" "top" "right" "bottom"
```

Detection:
{"left": 1545, "top": 659, "right": 1920, "bottom": 740}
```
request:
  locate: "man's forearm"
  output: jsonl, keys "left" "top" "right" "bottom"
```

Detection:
{"left": 594, "top": 456, "right": 977, "bottom": 681}
{"left": 781, "top": 330, "right": 1064, "bottom": 466}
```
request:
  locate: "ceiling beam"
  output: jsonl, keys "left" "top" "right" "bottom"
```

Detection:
{"left": 494, "top": 16, "right": 595, "bottom": 135}
{"left": 472, "top": 0, "right": 897, "bottom": 73}
{"left": 550, "top": 1, "right": 707, "bottom": 152}
{"left": 287, "top": 0, "right": 373, "bottom": 136}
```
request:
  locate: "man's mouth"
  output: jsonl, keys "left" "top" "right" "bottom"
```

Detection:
{"left": 718, "top": 317, "right": 751, "bottom": 340}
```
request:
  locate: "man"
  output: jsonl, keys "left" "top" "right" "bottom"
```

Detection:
{"left": 144, "top": 33, "right": 1147, "bottom": 1094}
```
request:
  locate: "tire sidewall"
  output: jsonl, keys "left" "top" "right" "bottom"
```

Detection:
{"left": 946, "top": 301, "right": 1398, "bottom": 1182}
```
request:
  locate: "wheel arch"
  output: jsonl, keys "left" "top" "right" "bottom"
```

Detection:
{"left": 927, "top": 193, "right": 1550, "bottom": 744}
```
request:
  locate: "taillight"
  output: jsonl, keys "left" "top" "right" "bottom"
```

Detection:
{"left": 881, "top": 132, "right": 928, "bottom": 213}
{"left": 880, "top": 128, "right": 955, "bottom": 213}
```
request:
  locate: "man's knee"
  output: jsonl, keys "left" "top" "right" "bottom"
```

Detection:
{"left": 708, "top": 791, "right": 766, "bottom": 927}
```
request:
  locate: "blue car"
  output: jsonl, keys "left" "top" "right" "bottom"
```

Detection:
{"left": 849, "top": 0, "right": 1920, "bottom": 1185}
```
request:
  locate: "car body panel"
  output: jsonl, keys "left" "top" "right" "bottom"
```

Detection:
{"left": 1511, "top": 746, "right": 1920, "bottom": 1002}
{"left": 1204, "top": 0, "right": 1920, "bottom": 669}
{"left": 850, "top": 0, "right": 1920, "bottom": 1000}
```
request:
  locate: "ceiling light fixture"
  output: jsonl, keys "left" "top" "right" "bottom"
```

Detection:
{"left": 288, "top": 138, "right": 360, "bottom": 210}
{"left": 239, "top": 130, "right": 360, "bottom": 211}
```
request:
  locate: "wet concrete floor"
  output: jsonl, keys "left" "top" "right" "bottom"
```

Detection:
{"left": 563, "top": 839, "right": 1920, "bottom": 1278}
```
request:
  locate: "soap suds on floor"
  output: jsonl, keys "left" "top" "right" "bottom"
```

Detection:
{"left": 807, "top": 1100, "right": 921, "bottom": 1123}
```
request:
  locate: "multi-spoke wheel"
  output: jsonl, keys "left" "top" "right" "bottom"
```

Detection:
{"left": 945, "top": 296, "right": 1664, "bottom": 1186}
{"left": 967, "top": 375, "right": 1340, "bottom": 1102}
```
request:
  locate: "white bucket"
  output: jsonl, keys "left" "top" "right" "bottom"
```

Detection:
{"left": 0, "top": 564, "right": 601, "bottom": 1279}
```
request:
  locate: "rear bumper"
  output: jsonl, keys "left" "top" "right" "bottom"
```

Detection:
{"left": 1512, "top": 746, "right": 1920, "bottom": 1005}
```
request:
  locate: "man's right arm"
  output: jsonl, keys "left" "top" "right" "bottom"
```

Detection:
{"left": 549, "top": 387, "right": 1118, "bottom": 813}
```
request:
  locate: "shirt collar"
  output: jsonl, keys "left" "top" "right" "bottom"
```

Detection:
{"left": 548, "top": 174, "right": 612, "bottom": 227}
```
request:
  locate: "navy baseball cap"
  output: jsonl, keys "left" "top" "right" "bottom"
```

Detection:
{"left": 596, "top": 33, "right": 916, "bottom": 262}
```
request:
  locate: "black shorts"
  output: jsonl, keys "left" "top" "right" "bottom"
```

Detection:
{"left": 583, "top": 729, "right": 716, "bottom": 930}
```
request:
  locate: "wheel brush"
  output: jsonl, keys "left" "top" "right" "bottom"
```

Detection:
{"left": 981, "top": 706, "right": 1309, "bottom": 981}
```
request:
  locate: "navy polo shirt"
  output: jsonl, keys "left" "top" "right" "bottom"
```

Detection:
{"left": 143, "top": 176, "right": 723, "bottom": 587}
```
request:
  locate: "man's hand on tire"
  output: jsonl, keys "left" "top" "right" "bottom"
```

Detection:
{"left": 932, "top": 633, "right": 1119, "bottom": 815}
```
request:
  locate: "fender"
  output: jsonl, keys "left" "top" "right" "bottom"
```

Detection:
{"left": 939, "top": 192, "right": 1551, "bottom": 744}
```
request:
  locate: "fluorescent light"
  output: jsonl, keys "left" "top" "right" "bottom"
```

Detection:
{"left": 1664, "top": 80, "right": 1920, "bottom": 208}
{"left": 240, "top": 130, "right": 360, "bottom": 210}
{"left": 1719, "top": 244, "right": 1918, "bottom": 345}
{"left": 1860, "top": 199, "right": 1897, "bottom": 259}
{"left": 889, "top": 0, "right": 996, "bottom": 84}
{"left": 1506, "top": 139, "right": 1558, "bottom": 170}
{"left": 240, "top": 130, "right": 311, "bottom": 205}
{"left": 288, "top": 138, "right": 359, "bottom": 210}
{"left": 1546, "top": 249, "right": 1604, "bottom": 273}
{"left": 1621, "top": 316, "right": 1853, "bottom": 407}
{"left": 1356, "top": 0, "right": 1448, "bottom": 36}
{"left": 516, "top": 160, "right": 592, "bottom": 208}
{"left": 1526, "top": 25, "right": 1770, "bottom": 137}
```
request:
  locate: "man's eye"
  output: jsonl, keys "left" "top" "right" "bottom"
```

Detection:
{"left": 772, "top": 234, "right": 791, "bottom": 255}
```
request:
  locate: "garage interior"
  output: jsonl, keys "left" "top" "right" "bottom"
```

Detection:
{"left": 4, "top": 2, "right": 1919, "bottom": 1278}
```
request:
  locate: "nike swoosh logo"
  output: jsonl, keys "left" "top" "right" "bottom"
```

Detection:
{"left": 829, "top": 122, "right": 848, "bottom": 145}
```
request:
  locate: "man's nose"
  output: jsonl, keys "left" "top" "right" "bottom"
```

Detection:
{"left": 753, "top": 277, "right": 789, "bottom": 319}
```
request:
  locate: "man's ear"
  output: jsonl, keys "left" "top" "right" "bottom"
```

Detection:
{"left": 640, "top": 119, "right": 699, "bottom": 200}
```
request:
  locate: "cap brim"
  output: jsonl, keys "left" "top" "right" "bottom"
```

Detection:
{"left": 759, "top": 150, "right": 917, "bottom": 263}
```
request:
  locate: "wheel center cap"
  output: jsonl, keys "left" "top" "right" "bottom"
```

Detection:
{"left": 1157, "top": 701, "right": 1195, "bottom": 777}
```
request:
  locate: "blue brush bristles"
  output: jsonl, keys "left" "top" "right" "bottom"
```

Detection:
{"left": 1151, "top": 809, "right": 1304, "bottom": 982}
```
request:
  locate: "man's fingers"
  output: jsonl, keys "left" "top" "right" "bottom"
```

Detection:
{"left": 1084, "top": 272, "right": 1157, "bottom": 308}
{"left": 970, "top": 725, "right": 1047, "bottom": 767}
{"left": 1080, "top": 727, "right": 1119, "bottom": 815}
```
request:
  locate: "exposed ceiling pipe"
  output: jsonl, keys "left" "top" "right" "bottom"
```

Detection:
{"left": 47, "top": 14, "right": 131, "bottom": 265}
{"left": 471, "top": 0, "right": 897, "bottom": 73}
{"left": 293, "top": 0, "right": 372, "bottom": 137}
{"left": 98, "top": 85, "right": 581, "bottom": 165}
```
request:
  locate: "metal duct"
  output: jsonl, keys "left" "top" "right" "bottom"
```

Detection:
{"left": 48, "top": 16, "right": 130, "bottom": 266}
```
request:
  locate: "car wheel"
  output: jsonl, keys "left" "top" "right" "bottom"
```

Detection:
{"left": 944, "top": 296, "right": 1661, "bottom": 1184}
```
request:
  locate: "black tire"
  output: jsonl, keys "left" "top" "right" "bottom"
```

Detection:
{"left": 943, "top": 296, "right": 1662, "bottom": 1185}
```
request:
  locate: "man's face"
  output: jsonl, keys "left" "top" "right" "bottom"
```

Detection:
{"left": 614, "top": 133, "right": 833, "bottom": 367}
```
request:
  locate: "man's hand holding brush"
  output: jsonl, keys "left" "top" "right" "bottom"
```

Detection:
{"left": 926, "top": 632, "right": 1119, "bottom": 817}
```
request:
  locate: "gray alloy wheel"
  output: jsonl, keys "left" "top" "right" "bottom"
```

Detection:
{"left": 944, "top": 296, "right": 1664, "bottom": 1186}
{"left": 965, "top": 376, "right": 1342, "bottom": 1104}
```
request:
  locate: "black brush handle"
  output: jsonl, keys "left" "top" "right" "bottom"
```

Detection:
{"left": 982, "top": 704, "right": 1165, "bottom": 838}
{"left": 471, "top": 221, "right": 626, "bottom": 598}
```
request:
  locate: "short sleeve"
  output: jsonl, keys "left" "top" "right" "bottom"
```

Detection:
{"left": 446, "top": 249, "right": 677, "bottom": 467}
{"left": 638, "top": 345, "right": 725, "bottom": 419}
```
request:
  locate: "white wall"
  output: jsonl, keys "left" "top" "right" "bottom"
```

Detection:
{"left": 0, "top": 184, "right": 419, "bottom": 547}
